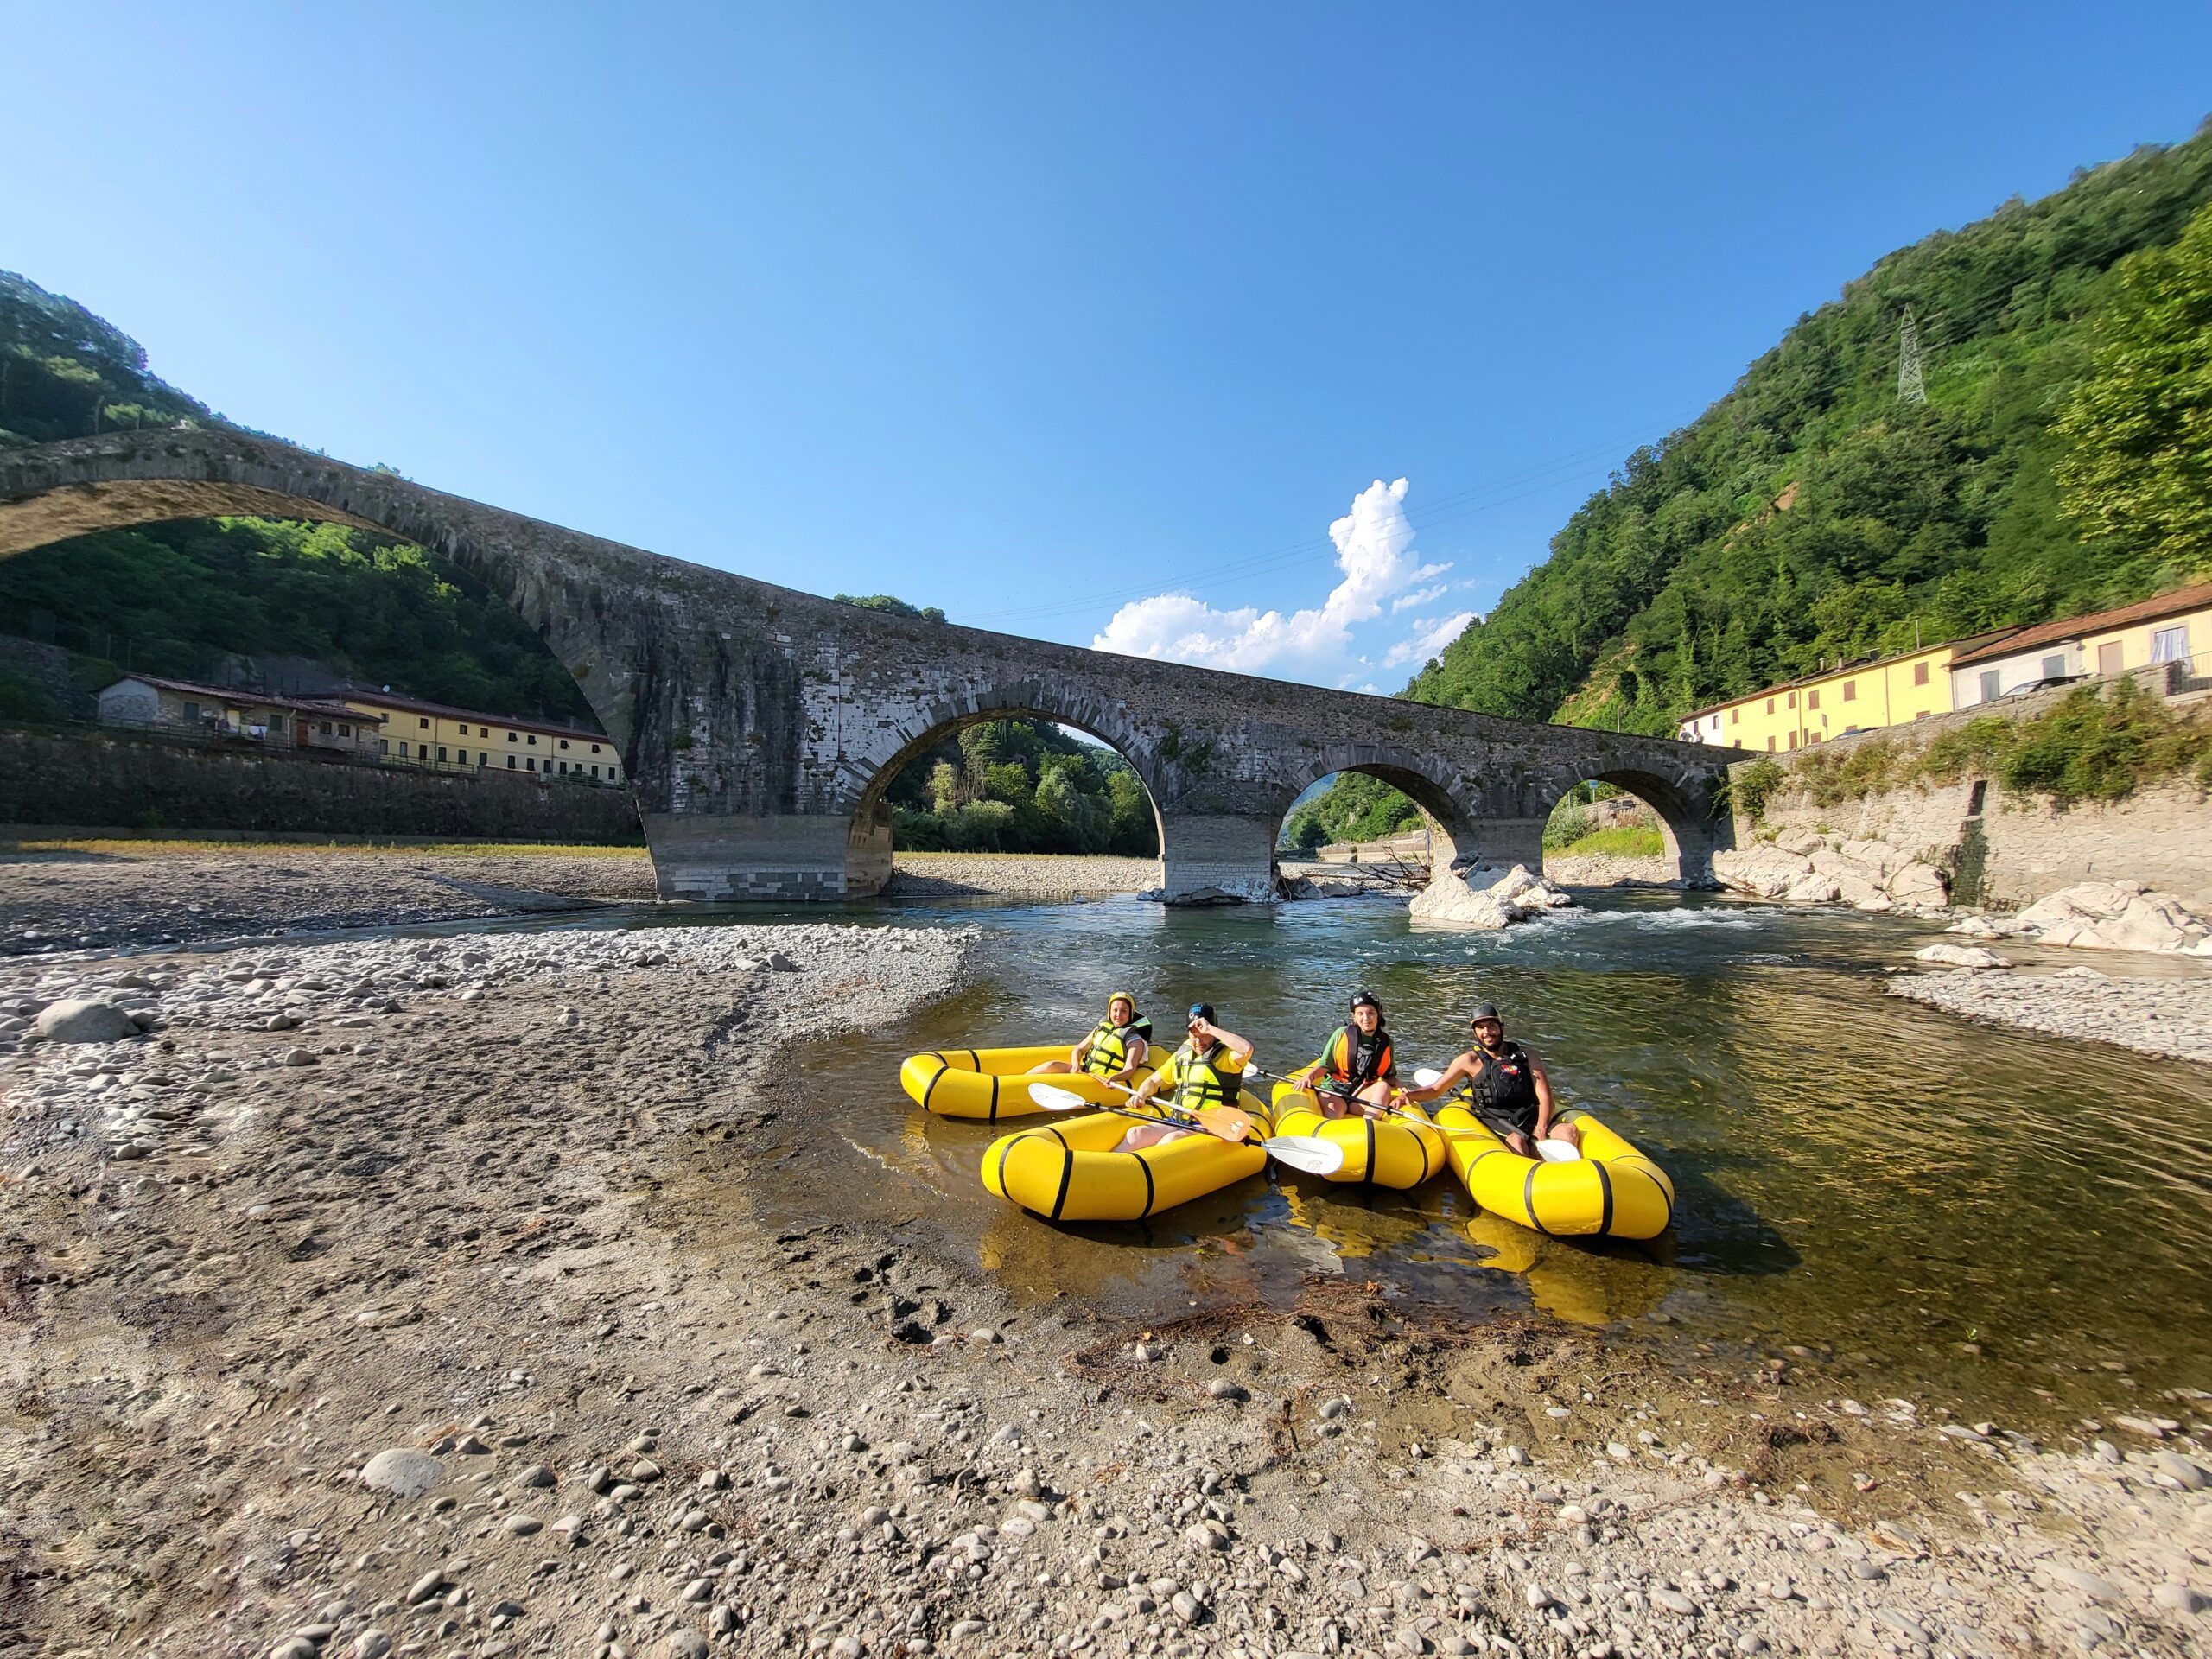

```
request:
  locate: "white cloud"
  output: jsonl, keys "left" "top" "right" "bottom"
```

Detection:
{"left": 1390, "top": 582, "right": 1452, "bottom": 613}
{"left": 1092, "top": 477, "right": 1451, "bottom": 677}
{"left": 1382, "top": 610, "right": 1478, "bottom": 669}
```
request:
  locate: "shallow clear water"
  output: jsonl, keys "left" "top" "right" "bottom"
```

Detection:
{"left": 698, "top": 890, "right": 2212, "bottom": 1425}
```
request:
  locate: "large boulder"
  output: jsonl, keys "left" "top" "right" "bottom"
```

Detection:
{"left": 1886, "top": 861, "right": 1949, "bottom": 907}
{"left": 1841, "top": 838, "right": 1904, "bottom": 880}
{"left": 1809, "top": 849, "right": 1887, "bottom": 906}
{"left": 1771, "top": 827, "right": 1826, "bottom": 857}
{"left": 1915, "top": 943, "right": 2011, "bottom": 969}
{"left": 33, "top": 1000, "right": 140, "bottom": 1044}
{"left": 1409, "top": 863, "right": 1571, "bottom": 929}
{"left": 2016, "top": 882, "right": 2212, "bottom": 954}
{"left": 1712, "top": 845, "right": 1814, "bottom": 899}
{"left": 1782, "top": 871, "right": 1842, "bottom": 905}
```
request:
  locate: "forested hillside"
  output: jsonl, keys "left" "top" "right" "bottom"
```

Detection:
{"left": 1, "top": 270, "right": 224, "bottom": 448}
{"left": 1408, "top": 124, "right": 2212, "bottom": 734}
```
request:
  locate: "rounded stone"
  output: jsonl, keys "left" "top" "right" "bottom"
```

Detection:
{"left": 34, "top": 1000, "right": 139, "bottom": 1044}
{"left": 359, "top": 1448, "right": 444, "bottom": 1498}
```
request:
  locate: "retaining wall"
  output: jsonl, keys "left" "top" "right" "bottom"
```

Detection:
{"left": 1732, "top": 665, "right": 2212, "bottom": 909}
{"left": 0, "top": 722, "right": 644, "bottom": 844}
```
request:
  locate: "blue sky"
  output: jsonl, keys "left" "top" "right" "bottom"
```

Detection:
{"left": 10, "top": 3, "right": 2210, "bottom": 689}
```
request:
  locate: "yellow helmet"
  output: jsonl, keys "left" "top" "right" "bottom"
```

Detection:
{"left": 1109, "top": 991, "right": 1138, "bottom": 1012}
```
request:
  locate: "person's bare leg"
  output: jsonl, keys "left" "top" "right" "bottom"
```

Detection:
{"left": 1354, "top": 1079, "right": 1393, "bottom": 1116}
{"left": 1117, "top": 1122, "right": 1191, "bottom": 1152}
{"left": 1034, "top": 1058, "right": 1076, "bottom": 1074}
{"left": 1544, "top": 1119, "right": 1583, "bottom": 1153}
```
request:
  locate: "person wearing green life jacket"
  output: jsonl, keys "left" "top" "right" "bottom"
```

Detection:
{"left": 1117, "top": 1003, "right": 1253, "bottom": 1151}
{"left": 1036, "top": 993, "right": 1153, "bottom": 1085}
{"left": 1288, "top": 989, "right": 1407, "bottom": 1120}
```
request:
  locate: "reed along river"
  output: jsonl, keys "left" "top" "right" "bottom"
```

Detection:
{"left": 664, "top": 889, "right": 2212, "bottom": 1428}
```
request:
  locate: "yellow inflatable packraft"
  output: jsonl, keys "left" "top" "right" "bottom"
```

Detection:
{"left": 1433, "top": 1104, "right": 1674, "bottom": 1240}
{"left": 899, "top": 1045, "right": 1155, "bottom": 1122}
{"left": 980, "top": 1095, "right": 1272, "bottom": 1223}
{"left": 1268, "top": 1081, "right": 1446, "bottom": 1188}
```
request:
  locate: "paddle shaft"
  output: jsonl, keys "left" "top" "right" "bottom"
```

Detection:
{"left": 1254, "top": 1064, "right": 1432, "bottom": 1126}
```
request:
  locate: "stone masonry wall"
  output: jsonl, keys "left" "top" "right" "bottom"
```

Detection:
{"left": 0, "top": 724, "right": 644, "bottom": 844}
{"left": 1734, "top": 666, "right": 2212, "bottom": 910}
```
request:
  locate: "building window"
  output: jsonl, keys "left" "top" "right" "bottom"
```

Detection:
{"left": 1786, "top": 691, "right": 1796, "bottom": 709}
{"left": 506, "top": 755, "right": 516, "bottom": 769}
{"left": 1979, "top": 669, "right": 2001, "bottom": 703}
{"left": 477, "top": 753, "right": 486, "bottom": 767}
{"left": 1914, "top": 661, "right": 1930, "bottom": 686}
{"left": 508, "top": 731, "right": 518, "bottom": 742}
{"left": 378, "top": 738, "right": 389, "bottom": 755}
{"left": 2041, "top": 652, "right": 2068, "bottom": 679}
{"left": 2098, "top": 641, "right": 2124, "bottom": 675}
{"left": 526, "top": 758, "right": 535, "bottom": 772}
{"left": 1787, "top": 732, "right": 1798, "bottom": 749}
{"left": 2152, "top": 626, "right": 2190, "bottom": 663}
{"left": 436, "top": 747, "right": 448, "bottom": 762}
{"left": 527, "top": 734, "right": 537, "bottom": 746}
{"left": 590, "top": 764, "right": 601, "bottom": 778}
{"left": 1765, "top": 697, "right": 1775, "bottom": 715}
{"left": 592, "top": 743, "right": 602, "bottom": 753}
{"left": 339, "top": 723, "right": 351, "bottom": 736}
{"left": 560, "top": 739, "right": 570, "bottom": 750}
{"left": 1807, "top": 689, "right": 1820, "bottom": 710}
{"left": 1731, "top": 708, "right": 1739, "bottom": 725}
{"left": 1766, "top": 736, "right": 1776, "bottom": 752}
{"left": 456, "top": 748, "right": 467, "bottom": 764}
{"left": 399, "top": 741, "right": 410, "bottom": 758}
{"left": 1842, "top": 681, "right": 1857, "bottom": 702}
{"left": 419, "top": 717, "right": 430, "bottom": 730}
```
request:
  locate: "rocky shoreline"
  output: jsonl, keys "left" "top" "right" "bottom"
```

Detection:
{"left": 0, "top": 879, "right": 2207, "bottom": 1654}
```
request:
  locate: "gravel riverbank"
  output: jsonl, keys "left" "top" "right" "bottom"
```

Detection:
{"left": 1, "top": 899, "right": 2208, "bottom": 1655}
{"left": 0, "top": 845, "right": 660, "bottom": 956}
{"left": 1889, "top": 963, "right": 2212, "bottom": 1065}
{"left": 882, "top": 853, "right": 1160, "bottom": 899}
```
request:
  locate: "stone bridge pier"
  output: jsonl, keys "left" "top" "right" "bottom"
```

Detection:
{"left": 0, "top": 431, "right": 1744, "bottom": 900}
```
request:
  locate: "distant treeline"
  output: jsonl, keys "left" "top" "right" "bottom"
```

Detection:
{"left": 886, "top": 718, "right": 1158, "bottom": 856}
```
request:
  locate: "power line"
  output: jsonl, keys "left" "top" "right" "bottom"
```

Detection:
{"left": 1897, "top": 307, "right": 1927, "bottom": 404}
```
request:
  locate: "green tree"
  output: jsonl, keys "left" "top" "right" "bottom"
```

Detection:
{"left": 2055, "top": 198, "right": 2212, "bottom": 588}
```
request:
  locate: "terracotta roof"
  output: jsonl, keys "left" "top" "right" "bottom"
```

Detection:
{"left": 104, "top": 675, "right": 380, "bottom": 721}
{"left": 1946, "top": 583, "right": 2212, "bottom": 670}
{"left": 340, "top": 690, "right": 609, "bottom": 746}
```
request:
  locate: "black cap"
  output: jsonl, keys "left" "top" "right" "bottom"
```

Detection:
{"left": 1468, "top": 1001, "right": 1502, "bottom": 1025}
{"left": 1349, "top": 989, "right": 1382, "bottom": 1013}
{"left": 1188, "top": 1002, "right": 1215, "bottom": 1023}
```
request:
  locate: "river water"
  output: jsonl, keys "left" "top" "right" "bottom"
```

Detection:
{"left": 672, "top": 889, "right": 2212, "bottom": 1429}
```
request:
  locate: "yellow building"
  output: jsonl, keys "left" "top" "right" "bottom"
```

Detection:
{"left": 1676, "top": 639, "right": 1966, "bottom": 753}
{"left": 340, "top": 691, "right": 625, "bottom": 785}
{"left": 1946, "top": 581, "right": 2212, "bottom": 708}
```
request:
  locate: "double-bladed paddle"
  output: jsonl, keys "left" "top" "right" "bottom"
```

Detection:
{"left": 1023, "top": 1082, "right": 1345, "bottom": 1176}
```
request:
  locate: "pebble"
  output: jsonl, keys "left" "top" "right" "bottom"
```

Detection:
{"left": 404, "top": 1570, "right": 445, "bottom": 1605}
{"left": 353, "top": 1633, "right": 391, "bottom": 1659}
{"left": 516, "top": 1464, "right": 556, "bottom": 1489}
{"left": 283, "top": 1046, "right": 318, "bottom": 1066}
{"left": 2153, "top": 1583, "right": 2207, "bottom": 1614}
{"left": 33, "top": 999, "right": 139, "bottom": 1043}
{"left": 503, "top": 1514, "right": 542, "bottom": 1536}
{"left": 1206, "top": 1377, "right": 1246, "bottom": 1401}
{"left": 665, "top": 1634, "right": 709, "bottom": 1659}
{"left": 1649, "top": 1587, "right": 1695, "bottom": 1615}
{"left": 681, "top": 1578, "right": 713, "bottom": 1604}
{"left": 359, "top": 1448, "right": 442, "bottom": 1498}
{"left": 2155, "top": 1451, "right": 2210, "bottom": 1490}
{"left": 2048, "top": 1565, "right": 2120, "bottom": 1603}
{"left": 1876, "top": 1610, "right": 1929, "bottom": 1644}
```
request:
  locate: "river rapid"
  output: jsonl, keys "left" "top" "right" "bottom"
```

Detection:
{"left": 686, "top": 889, "right": 2212, "bottom": 1433}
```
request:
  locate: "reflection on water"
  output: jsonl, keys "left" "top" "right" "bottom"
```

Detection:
{"left": 719, "top": 890, "right": 2211, "bottom": 1423}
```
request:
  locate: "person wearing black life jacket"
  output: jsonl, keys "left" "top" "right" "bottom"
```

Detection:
{"left": 1037, "top": 993, "right": 1153, "bottom": 1086}
{"left": 1117, "top": 1003, "right": 1253, "bottom": 1151}
{"left": 1405, "top": 1001, "right": 1580, "bottom": 1157}
{"left": 1289, "top": 989, "right": 1407, "bottom": 1119}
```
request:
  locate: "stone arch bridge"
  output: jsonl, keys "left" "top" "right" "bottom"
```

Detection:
{"left": 0, "top": 430, "right": 1741, "bottom": 901}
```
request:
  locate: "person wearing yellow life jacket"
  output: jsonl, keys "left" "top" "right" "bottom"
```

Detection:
{"left": 1036, "top": 993, "right": 1153, "bottom": 1085}
{"left": 1404, "top": 1001, "right": 1580, "bottom": 1158}
{"left": 1117, "top": 1003, "right": 1253, "bottom": 1150}
{"left": 1290, "top": 989, "right": 1406, "bottom": 1119}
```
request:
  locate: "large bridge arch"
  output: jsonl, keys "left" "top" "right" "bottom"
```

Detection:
{"left": 839, "top": 686, "right": 1167, "bottom": 896}
{"left": 1274, "top": 743, "right": 1491, "bottom": 869}
{"left": 0, "top": 429, "right": 1744, "bottom": 902}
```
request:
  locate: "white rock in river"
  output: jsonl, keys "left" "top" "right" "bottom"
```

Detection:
{"left": 2016, "top": 880, "right": 2212, "bottom": 954}
{"left": 1409, "top": 863, "right": 1572, "bottom": 929}
{"left": 1711, "top": 845, "right": 1813, "bottom": 899}
{"left": 1915, "top": 944, "right": 2011, "bottom": 969}
{"left": 33, "top": 1000, "right": 140, "bottom": 1044}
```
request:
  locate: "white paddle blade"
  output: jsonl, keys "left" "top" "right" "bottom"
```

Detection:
{"left": 1412, "top": 1066, "right": 1444, "bottom": 1089}
{"left": 1026, "top": 1082, "right": 1090, "bottom": 1112}
{"left": 1263, "top": 1135, "right": 1346, "bottom": 1176}
{"left": 1536, "top": 1139, "right": 1581, "bottom": 1163}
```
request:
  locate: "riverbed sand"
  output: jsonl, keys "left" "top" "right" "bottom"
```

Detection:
{"left": 0, "top": 887, "right": 2207, "bottom": 1655}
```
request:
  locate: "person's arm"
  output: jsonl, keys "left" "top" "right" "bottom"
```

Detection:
{"left": 1113, "top": 1035, "right": 1148, "bottom": 1084}
{"left": 1406, "top": 1053, "right": 1478, "bottom": 1105}
{"left": 1194, "top": 1018, "right": 1253, "bottom": 1070}
{"left": 1529, "top": 1052, "right": 1554, "bottom": 1138}
{"left": 1128, "top": 1052, "right": 1173, "bottom": 1105}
